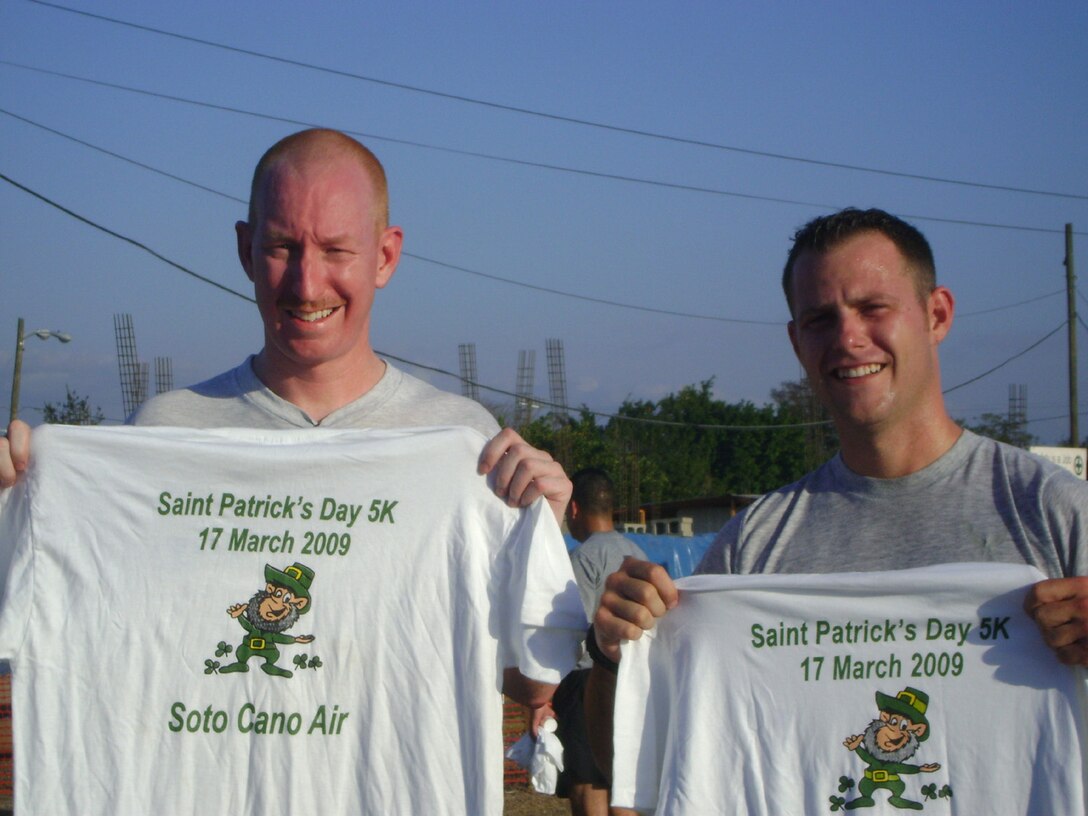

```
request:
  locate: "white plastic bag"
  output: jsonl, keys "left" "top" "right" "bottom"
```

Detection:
{"left": 504, "top": 717, "right": 565, "bottom": 794}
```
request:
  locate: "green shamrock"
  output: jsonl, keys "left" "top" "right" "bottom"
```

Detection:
{"left": 215, "top": 641, "right": 233, "bottom": 657}
{"left": 309, "top": 656, "right": 323, "bottom": 669}
{"left": 939, "top": 785, "right": 953, "bottom": 799}
{"left": 838, "top": 776, "right": 854, "bottom": 793}
{"left": 204, "top": 659, "right": 220, "bottom": 675}
{"left": 294, "top": 654, "right": 309, "bottom": 670}
{"left": 829, "top": 794, "right": 846, "bottom": 811}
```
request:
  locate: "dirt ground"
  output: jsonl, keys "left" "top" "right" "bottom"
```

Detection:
{"left": 504, "top": 784, "right": 571, "bottom": 815}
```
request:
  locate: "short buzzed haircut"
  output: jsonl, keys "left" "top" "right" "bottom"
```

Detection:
{"left": 782, "top": 207, "right": 936, "bottom": 317}
{"left": 247, "top": 128, "right": 390, "bottom": 228}
{"left": 571, "top": 467, "right": 616, "bottom": 517}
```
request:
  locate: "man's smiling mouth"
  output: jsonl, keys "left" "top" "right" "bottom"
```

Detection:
{"left": 835, "top": 363, "right": 885, "bottom": 379}
{"left": 288, "top": 306, "right": 338, "bottom": 322}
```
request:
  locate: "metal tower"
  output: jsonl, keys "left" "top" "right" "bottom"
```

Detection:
{"left": 458, "top": 343, "right": 480, "bottom": 402}
{"left": 514, "top": 349, "right": 536, "bottom": 427}
{"left": 1009, "top": 383, "right": 1027, "bottom": 428}
{"left": 155, "top": 356, "right": 174, "bottom": 395}
{"left": 113, "top": 313, "right": 145, "bottom": 416}
{"left": 545, "top": 338, "right": 568, "bottom": 420}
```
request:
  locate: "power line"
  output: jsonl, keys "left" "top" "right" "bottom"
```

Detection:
{"left": 0, "top": 171, "right": 798, "bottom": 428}
{"left": 24, "top": 0, "right": 1088, "bottom": 203}
{"left": 0, "top": 108, "right": 781, "bottom": 324}
{"left": 0, "top": 171, "right": 252, "bottom": 302}
{"left": 409, "top": 252, "right": 781, "bottom": 326}
{"left": 4, "top": 171, "right": 1067, "bottom": 431}
{"left": 942, "top": 323, "right": 1066, "bottom": 394}
{"left": 1, "top": 76, "right": 1082, "bottom": 239}
{"left": 8, "top": 107, "right": 1075, "bottom": 329}
{"left": 956, "top": 289, "right": 1064, "bottom": 318}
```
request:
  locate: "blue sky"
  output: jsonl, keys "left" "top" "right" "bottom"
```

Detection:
{"left": 2, "top": 0, "right": 1087, "bottom": 444}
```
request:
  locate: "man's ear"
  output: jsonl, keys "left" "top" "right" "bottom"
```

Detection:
{"left": 236, "top": 220, "right": 255, "bottom": 282}
{"left": 927, "top": 286, "right": 955, "bottom": 344}
{"left": 375, "top": 225, "right": 404, "bottom": 289}
{"left": 293, "top": 597, "right": 309, "bottom": 612}
{"left": 907, "top": 721, "right": 927, "bottom": 739}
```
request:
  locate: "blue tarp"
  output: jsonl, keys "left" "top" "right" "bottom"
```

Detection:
{"left": 564, "top": 533, "right": 717, "bottom": 579}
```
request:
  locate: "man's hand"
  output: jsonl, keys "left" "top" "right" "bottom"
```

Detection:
{"left": 1023, "top": 577, "right": 1088, "bottom": 666}
{"left": 478, "top": 428, "right": 571, "bottom": 526}
{"left": 529, "top": 700, "right": 556, "bottom": 738}
{"left": 0, "top": 420, "right": 31, "bottom": 488}
{"left": 593, "top": 557, "right": 679, "bottom": 663}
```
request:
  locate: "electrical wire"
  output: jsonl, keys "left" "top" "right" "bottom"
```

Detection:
{"left": 0, "top": 108, "right": 782, "bottom": 324}
{"left": 942, "top": 323, "right": 1066, "bottom": 394}
{"left": 6, "top": 107, "right": 1073, "bottom": 327}
{"left": 3, "top": 170, "right": 1069, "bottom": 432}
{"left": 1, "top": 76, "right": 1082, "bottom": 239}
{"left": 23, "top": 0, "right": 1088, "bottom": 203}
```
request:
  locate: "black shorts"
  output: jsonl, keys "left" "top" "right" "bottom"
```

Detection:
{"left": 552, "top": 668, "right": 608, "bottom": 795}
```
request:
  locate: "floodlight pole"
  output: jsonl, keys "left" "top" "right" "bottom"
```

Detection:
{"left": 9, "top": 317, "right": 73, "bottom": 424}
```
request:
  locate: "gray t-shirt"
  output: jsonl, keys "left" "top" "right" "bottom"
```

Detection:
{"left": 571, "top": 530, "right": 647, "bottom": 669}
{"left": 571, "top": 530, "right": 648, "bottom": 620}
{"left": 698, "top": 430, "right": 1087, "bottom": 580}
{"left": 129, "top": 357, "right": 500, "bottom": 436}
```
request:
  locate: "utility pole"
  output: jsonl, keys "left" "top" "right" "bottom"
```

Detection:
{"left": 9, "top": 318, "right": 72, "bottom": 423}
{"left": 9, "top": 318, "right": 25, "bottom": 425}
{"left": 1066, "top": 224, "right": 1078, "bottom": 446}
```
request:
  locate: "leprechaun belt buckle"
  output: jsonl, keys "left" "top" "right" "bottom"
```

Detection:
{"left": 248, "top": 637, "right": 266, "bottom": 650}
{"left": 866, "top": 770, "right": 897, "bottom": 783}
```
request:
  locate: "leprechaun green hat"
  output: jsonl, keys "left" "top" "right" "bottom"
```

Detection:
{"left": 875, "top": 687, "right": 930, "bottom": 741}
{"left": 265, "top": 562, "right": 315, "bottom": 614}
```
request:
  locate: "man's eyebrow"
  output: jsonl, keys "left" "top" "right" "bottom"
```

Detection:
{"left": 796, "top": 303, "right": 833, "bottom": 320}
{"left": 318, "top": 233, "right": 358, "bottom": 246}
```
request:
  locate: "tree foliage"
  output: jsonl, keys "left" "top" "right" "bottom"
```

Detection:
{"left": 42, "top": 387, "right": 105, "bottom": 426}
{"left": 960, "top": 412, "right": 1035, "bottom": 449}
{"left": 516, "top": 378, "right": 834, "bottom": 516}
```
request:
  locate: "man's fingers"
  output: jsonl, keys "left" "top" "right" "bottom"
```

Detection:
{"left": 592, "top": 559, "right": 681, "bottom": 662}
{"left": 0, "top": 420, "right": 31, "bottom": 488}
{"left": 611, "top": 558, "right": 679, "bottom": 610}
{"left": 1024, "top": 577, "right": 1086, "bottom": 612}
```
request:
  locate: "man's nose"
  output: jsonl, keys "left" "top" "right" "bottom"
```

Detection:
{"left": 835, "top": 311, "right": 866, "bottom": 350}
{"left": 287, "top": 247, "right": 323, "bottom": 301}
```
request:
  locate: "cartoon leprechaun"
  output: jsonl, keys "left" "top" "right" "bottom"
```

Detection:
{"left": 220, "top": 562, "right": 315, "bottom": 679}
{"left": 842, "top": 687, "right": 941, "bottom": 810}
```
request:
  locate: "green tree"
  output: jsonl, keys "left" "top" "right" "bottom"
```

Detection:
{"left": 961, "top": 412, "right": 1035, "bottom": 449}
{"left": 770, "top": 377, "right": 838, "bottom": 473}
{"left": 518, "top": 378, "right": 842, "bottom": 511}
{"left": 42, "top": 387, "right": 105, "bottom": 426}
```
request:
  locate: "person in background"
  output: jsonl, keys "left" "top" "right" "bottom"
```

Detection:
{"left": 548, "top": 467, "right": 644, "bottom": 816}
